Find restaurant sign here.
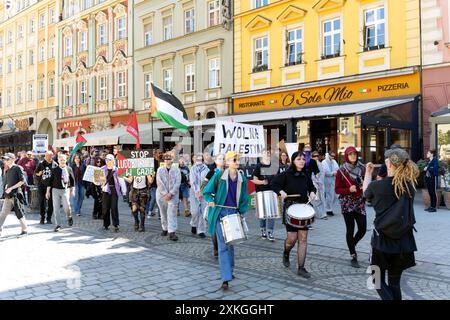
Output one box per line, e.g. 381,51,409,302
233,73,420,113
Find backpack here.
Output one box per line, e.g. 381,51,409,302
373,194,416,240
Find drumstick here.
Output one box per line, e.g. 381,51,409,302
285,194,301,198
216,204,238,209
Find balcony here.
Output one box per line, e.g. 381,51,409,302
252,64,268,73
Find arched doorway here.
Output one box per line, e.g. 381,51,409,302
38,118,54,145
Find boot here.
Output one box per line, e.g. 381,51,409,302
212,234,218,258
139,213,145,232
283,250,290,268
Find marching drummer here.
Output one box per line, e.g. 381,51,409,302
203,151,248,290
272,151,317,278
252,148,278,241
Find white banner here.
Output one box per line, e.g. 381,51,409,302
285,143,299,159
83,165,99,183
213,121,265,158
33,134,48,154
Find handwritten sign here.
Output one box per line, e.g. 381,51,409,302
82,165,97,183
94,169,106,185
213,121,265,158
117,150,155,177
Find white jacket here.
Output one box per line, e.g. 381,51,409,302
156,165,181,198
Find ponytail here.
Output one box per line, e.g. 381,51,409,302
392,160,420,199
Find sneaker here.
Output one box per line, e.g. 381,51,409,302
221,281,229,290
283,252,290,268
351,256,360,268
39,218,45,224
320,216,328,220
198,233,206,238
54,225,61,232
151,212,156,217
267,232,275,242
138,226,145,232
147,214,151,219
326,211,334,216
297,267,311,279
191,227,197,235
77,213,81,217
103,226,109,231
18,230,28,237
428,208,437,213
261,230,267,239
161,230,168,236
169,232,178,241
184,211,191,217
68,217,73,227
46,219,52,224
114,226,120,233
134,224,139,231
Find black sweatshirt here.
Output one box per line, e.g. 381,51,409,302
271,167,316,203
47,166,75,190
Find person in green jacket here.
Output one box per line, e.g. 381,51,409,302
203,151,248,290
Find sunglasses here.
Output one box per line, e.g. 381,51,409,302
230,157,239,163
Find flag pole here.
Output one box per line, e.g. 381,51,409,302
151,114,154,149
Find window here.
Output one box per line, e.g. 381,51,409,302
364,7,385,50
144,23,153,46
98,76,107,100
28,83,34,101
17,87,22,104
50,8,56,24
144,73,152,98
18,55,23,69
65,37,72,57
49,39,55,58
49,78,55,97
18,25,24,38
98,24,107,45
254,0,269,8
322,18,341,58
208,58,220,88
29,19,35,33
185,64,195,92
117,17,126,40
286,28,303,66
79,81,87,104
184,8,195,34
64,84,72,106
39,45,45,61
39,13,46,28
208,0,220,27
163,15,173,41
0,36,3,48
82,0,92,10
39,80,44,100
117,71,126,98
79,31,87,52
7,59,12,73
29,50,34,65
163,68,173,92
253,36,268,71
7,89,12,107
7,31,13,43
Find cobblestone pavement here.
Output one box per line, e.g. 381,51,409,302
0,194,449,300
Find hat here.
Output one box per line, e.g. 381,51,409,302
105,154,115,161
2,152,16,160
225,151,240,161
385,148,409,165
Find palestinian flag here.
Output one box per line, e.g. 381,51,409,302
69,132,87,163
150,83,189,133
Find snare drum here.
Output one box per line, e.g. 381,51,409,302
285,204,315,228
220,214,248,245
255,191,281,219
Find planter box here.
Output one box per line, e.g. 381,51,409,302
443,191,450,210
422,188,444,208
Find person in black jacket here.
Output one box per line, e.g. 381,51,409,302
363,147,418,300
35,151,58,224
46,154,75,232
91,157,105,219
70,153,87,217
271,151,317,278
424,149,439,212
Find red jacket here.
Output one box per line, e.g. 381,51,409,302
335,168,364,198
17,157,36,177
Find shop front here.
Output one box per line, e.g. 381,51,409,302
231,71,422,163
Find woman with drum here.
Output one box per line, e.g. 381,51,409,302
252,149,278,241
203,151,248,290
335,146,366,268
272,151,317,279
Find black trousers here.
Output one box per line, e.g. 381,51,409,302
343,211,367,256
92,187,103,219
371,249,405,300
102,192,119,228
38,184,53,220
425,176,437,208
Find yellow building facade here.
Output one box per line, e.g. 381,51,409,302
0,0,58,152
233,0,423,162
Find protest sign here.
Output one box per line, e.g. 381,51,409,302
82,165,98,183
93,169,106,185
213,121,265,158
33,134,48,153
117,150,155,177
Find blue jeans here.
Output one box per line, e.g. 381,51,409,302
146,187,159,215
180,184,190,199
216,208,236,282
71,182,85,215
259,218,275,233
